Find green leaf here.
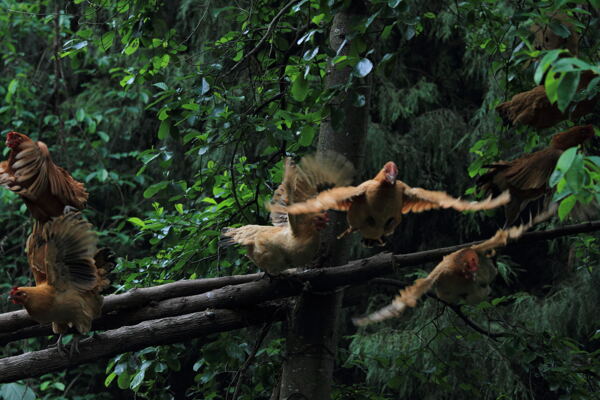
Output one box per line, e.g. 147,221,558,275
354,58,373,78
100,31,115,51
97,168,108,182
556,147,577,172
291,74,309,101
76,108,85,122
124,38,140,55
175,203,184,214
143,181,169,198
182,103,200,111
117,372,131,390
544,70,562,104
130,370,146,391
388,0,402,7
7,79,18,94
105,372,117,387
0,383,36,400
557,71,580,112
558,195,576,220
534,50,564,84
158,120,170,139
549,21,571,39
127,217,146,228
298,125,316,147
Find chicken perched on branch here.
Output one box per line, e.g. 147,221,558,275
10,212,113,356
271,161,509,247
496,71,597,129
0,131,88,222
477,125,594,226
352,208,555,326
220,152,354,275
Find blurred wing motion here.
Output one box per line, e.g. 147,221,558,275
477,125,594,226
352,206,556,327
12,212,112,339
220,151,354,274
496,71,597,129
400,182,510,214
276,161,509,245
0,132,88,222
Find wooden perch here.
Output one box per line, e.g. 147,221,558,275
0,301,289,383
1,220,598,345
0,272,261,334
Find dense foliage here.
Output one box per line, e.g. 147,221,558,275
0,0,598,399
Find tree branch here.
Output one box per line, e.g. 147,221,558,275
0,273,261,334
0,302,289,383
0,220,598,345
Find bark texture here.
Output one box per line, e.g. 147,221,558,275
279,2,371,398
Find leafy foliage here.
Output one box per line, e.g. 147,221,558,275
0,0,597,398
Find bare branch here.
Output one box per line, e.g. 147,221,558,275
0,302,289,383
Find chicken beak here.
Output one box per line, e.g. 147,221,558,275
385,174,396,185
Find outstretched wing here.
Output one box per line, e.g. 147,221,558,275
471,203,557,253
353,250,467,326
400,181,510,214
500,149,561,191
276,185,367,216
41,212,99,292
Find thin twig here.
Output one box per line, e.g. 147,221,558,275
227,0,298,75
228,321,273,400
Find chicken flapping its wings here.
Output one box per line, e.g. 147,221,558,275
353,205,555,327
37,212,100,292
0,132,88,211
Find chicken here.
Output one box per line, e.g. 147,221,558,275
496,71,597,129
270,161,510,247
10,212,112,356
220,151,354,274
531,12,579,55
352,207,555,326
0,131,88,222
477,125,594,226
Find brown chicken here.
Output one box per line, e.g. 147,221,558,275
531,12,579,55
0,131,88,222
352,207,555,326
10,212,112,355
220,151,354,274
496,71,597,129
477,125,594,226
271,161,510,247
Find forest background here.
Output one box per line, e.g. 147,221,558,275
0,0,599,399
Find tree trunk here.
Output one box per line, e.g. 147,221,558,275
278,2,371,398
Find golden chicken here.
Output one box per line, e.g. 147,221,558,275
10,212,112,355
0,131,88,222
477,125,594,226
352,208,555,326
271,161,510,247
496,71,597,129
220,151,354,274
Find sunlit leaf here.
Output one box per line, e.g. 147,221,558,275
354,58,373,78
